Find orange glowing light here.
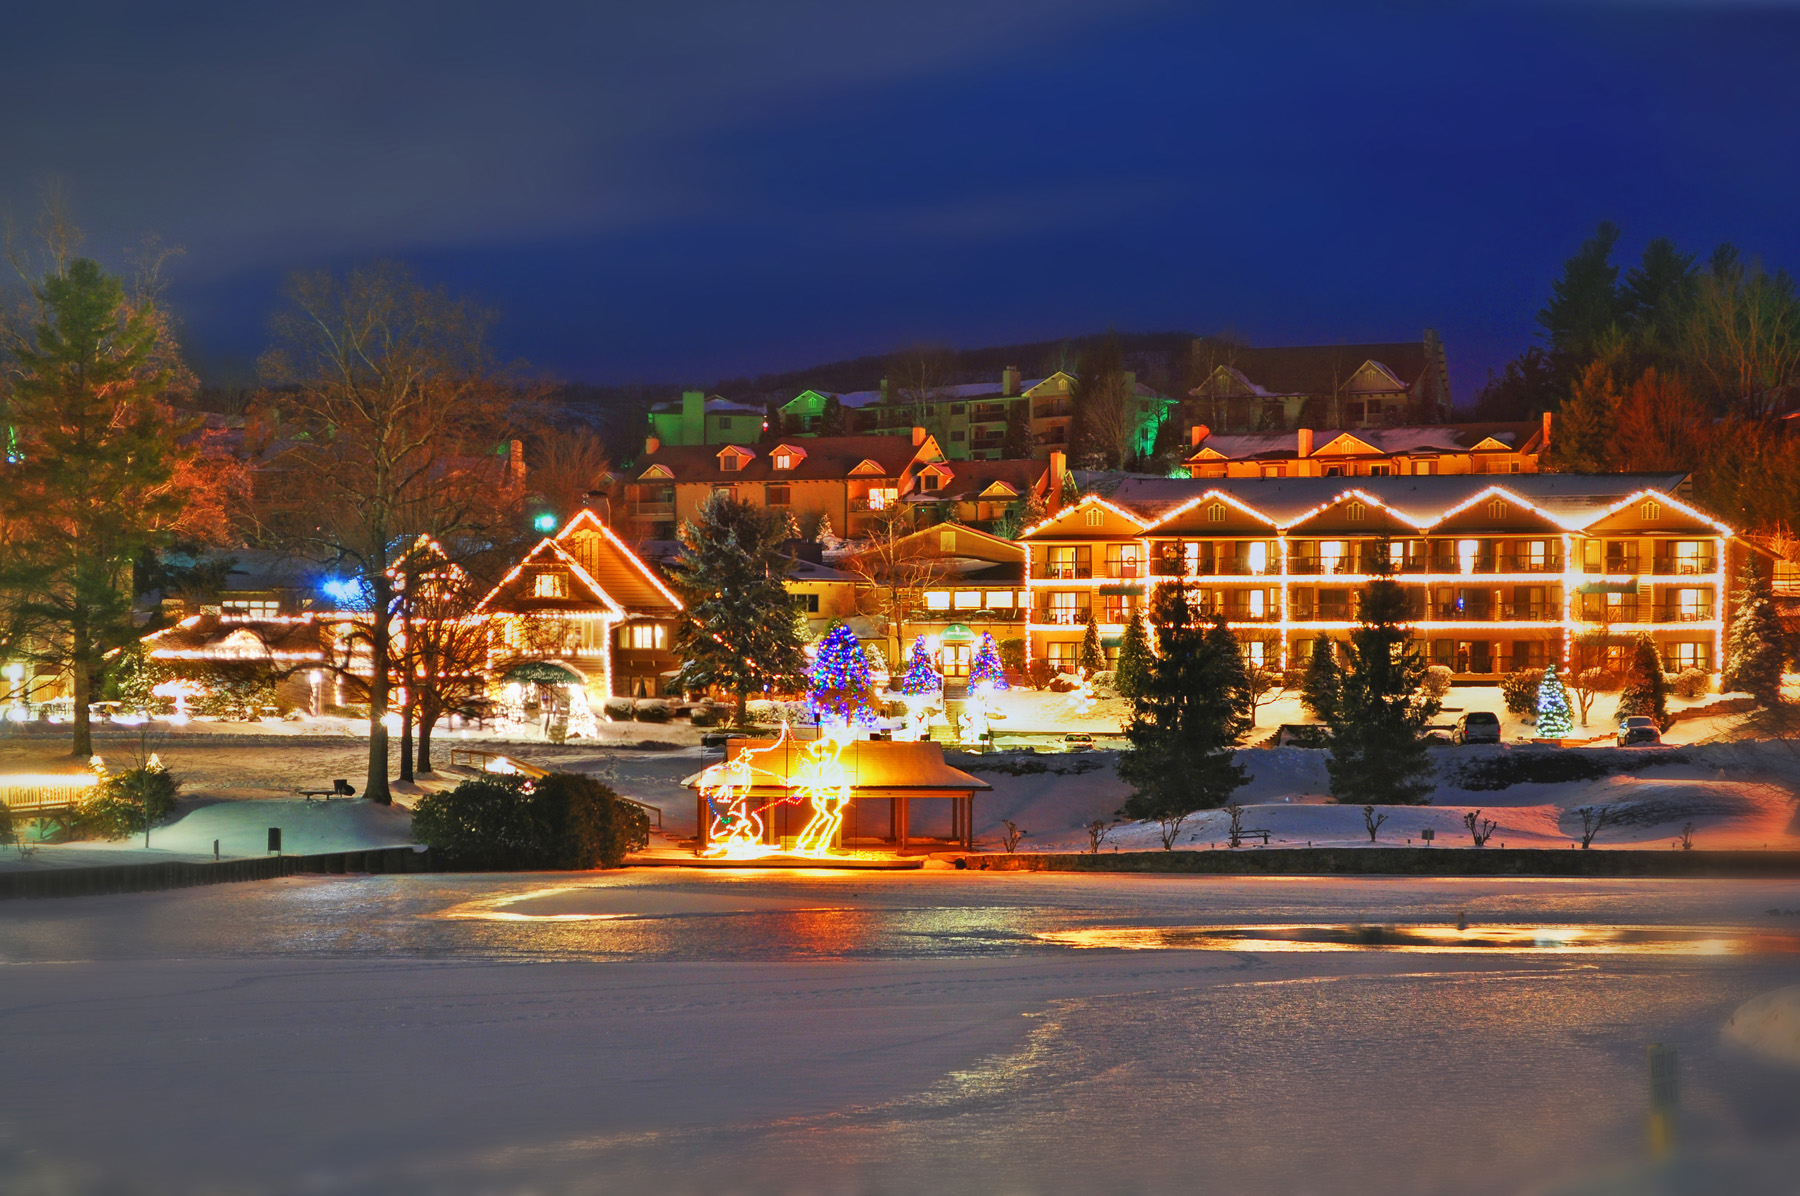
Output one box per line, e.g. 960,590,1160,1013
698,722,855,859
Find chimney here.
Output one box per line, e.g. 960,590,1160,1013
1049,450,1067,510
1123,371,1137,391
1189,423,1209,447
681,390,704,445
912,425,927,446
879,377,889,402
1297,428,1313,458
1540,410,1552,450
644,434,661,456
1001,366,1020,397
508,438,525,487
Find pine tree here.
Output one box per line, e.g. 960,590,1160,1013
1114,611,1152,699
1536,665,1574,739
807,621,877,730
666,491,809,726
1078,612,1104,673
1117,590,1250,848
1724,559,1785,705
1549,360,1620,472
900,635,941,696
2,259,212,758
1327,548,1439,804
820,395,846,436
1538,221,1625,360
1615,633,1668,724
1300,636,1341,723
969,632,1008,691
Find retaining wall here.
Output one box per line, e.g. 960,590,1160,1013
953,847,1800,878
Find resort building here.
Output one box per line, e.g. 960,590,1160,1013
1182,418,1550,480
646,391,766,447
1184,334,1454,435
1019,474,1746,682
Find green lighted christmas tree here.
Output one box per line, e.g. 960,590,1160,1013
1536,664,1573,739
970,632,1009,692
900,635,941,696
808,621,878,729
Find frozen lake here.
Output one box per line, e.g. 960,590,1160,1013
3,870,1800,1194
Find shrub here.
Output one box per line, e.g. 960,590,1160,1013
602,698,635,720
1670,668,1709,700
1499,669,1539,717
999,638,1027,674
1421,665,1453,700
1025,659,1055,690
688,706,722,727
194,668,278,720
0,801,12,847
77,763,180,840
1089,670,1118,699
1448,751,1612,791
634,700,672,723
1281,667,1309,692
412,772,649,869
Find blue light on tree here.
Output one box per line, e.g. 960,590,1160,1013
899,636,942,696
1536,665,1573,739
969,632,1008,693
807,621,878,731
320,577,364,607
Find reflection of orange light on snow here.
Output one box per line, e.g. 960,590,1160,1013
700,721,853,859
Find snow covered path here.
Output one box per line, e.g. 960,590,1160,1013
3,871,1800,1194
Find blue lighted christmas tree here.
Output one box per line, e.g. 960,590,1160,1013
900,635,941,696
970,632,1009,692
808,621,878,729
1536,664,1573,739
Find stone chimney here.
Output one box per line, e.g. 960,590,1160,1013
681,390,704,445
1049,450,1067,510
644,434,661,456
1540,410,1552,450
1297,428,1314,458
912,425,928,446
1001,366,1020,397
508,439,525,487
1189,423,1209,447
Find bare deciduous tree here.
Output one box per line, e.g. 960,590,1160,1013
1463,809,1497,847
1363,805,1388,843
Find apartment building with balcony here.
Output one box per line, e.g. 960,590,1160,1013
1182,418,1550,480
626,431,947,541
1019,474,1750,682
646,390,766,447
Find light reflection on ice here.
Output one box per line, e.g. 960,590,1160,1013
1035,923,1800,954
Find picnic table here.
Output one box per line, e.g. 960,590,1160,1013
298,779,356,803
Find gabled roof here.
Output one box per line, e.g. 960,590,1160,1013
1187,339,1436,398
909,458,1049,504
648,394,762,415
1017,494,1148,540
1183,422,1543,464
687,738,991,793
635,435,935,483
553,509,685,612
476,538,625,615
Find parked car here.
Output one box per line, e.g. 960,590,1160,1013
1617,716,1661,747
1062,733,1096,751
1451,711,1501,745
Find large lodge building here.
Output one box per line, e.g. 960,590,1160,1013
1020,474,1743,683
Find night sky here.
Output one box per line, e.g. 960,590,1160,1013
7,2,1799,399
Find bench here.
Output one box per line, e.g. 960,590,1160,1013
298,779,356,803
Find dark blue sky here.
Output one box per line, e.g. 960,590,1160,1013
7,1,1798,399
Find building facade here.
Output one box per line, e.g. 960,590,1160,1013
1183,418,1550,480
1019,474,1743,682
647,391,766,447
1184,334,1454,436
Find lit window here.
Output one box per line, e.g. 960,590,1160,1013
1248,542,1268,574
867,487,898,510
774,452,794,470
1247,640,1265,667
925,591,951,611
954,591,980,610
621,624,666,650
1249,590,1265,618
533,573,566,599
984,591,1014,608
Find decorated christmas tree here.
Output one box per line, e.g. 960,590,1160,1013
970,632,1009,692
1536,665,1573,739
900,635,942,696
807,621,878,729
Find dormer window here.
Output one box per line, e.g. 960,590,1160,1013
771,444,806,470
720,456,740,472
920,474,942,492
716,446,753,473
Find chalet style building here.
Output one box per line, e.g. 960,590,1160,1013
1183,417,1551,479
1020,474,1743,682
1185,335,1454,435
475,509,685,698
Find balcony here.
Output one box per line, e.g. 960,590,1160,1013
1039,607,1093,625
1041,563,1092,580
629,502,675,519
971,405,1009,422
1220,608,1281,623
1431,603,1555,621
1655,605,1717,623
1032,401,1074,419
1653,558,1718,576
1494,555,1563,573
1103,562,1144,580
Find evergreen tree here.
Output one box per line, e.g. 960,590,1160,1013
1536,665,1574,738
666,491,809,725
760,400,784,442
899,635,942,696
1538,221,1625,360
969,632,1008,692
1621,237,1698,353
820,395,846,436
1113,611,1152,699
2,259,213,758
1117,591,1250,849
1724,559,1785,705
1078,612,1104,673
1001,400,1032,459
1300,636,1341,723
1327,548,1439,804
807,621,878,730
1549,360,1620,472
1070,334,1128,469
1615,634,1668,724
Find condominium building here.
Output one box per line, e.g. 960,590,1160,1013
1019,474,1746,681
1182,418,1550,479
